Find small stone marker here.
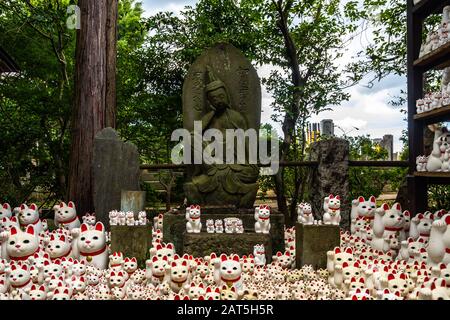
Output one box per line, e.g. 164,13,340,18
120,190,146,213
92,127,141,230
295,223,340,269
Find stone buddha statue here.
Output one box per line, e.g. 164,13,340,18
184,66,259,208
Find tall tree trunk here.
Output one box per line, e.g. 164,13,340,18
67,0,117,215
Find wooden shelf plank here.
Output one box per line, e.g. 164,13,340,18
414,171,450,178
414,41,450,71
412,0,450,19
414,103,450,122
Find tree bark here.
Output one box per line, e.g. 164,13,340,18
67,0,117,215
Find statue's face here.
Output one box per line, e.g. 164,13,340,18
207,88,228,110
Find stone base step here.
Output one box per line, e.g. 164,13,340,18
183,232,272,263
163,212,284,256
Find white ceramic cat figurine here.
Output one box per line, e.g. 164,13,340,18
1,225,39,262
212,254,243,292
416,155,428,172
426,125,450,172
54,201,80,230
206,219,215,233
253,244,266,266
351,196,376,234
45,233,72,261
125,212,135,226
297,202,314,225
18,204,42,234
186,205,202,233
323,195,341,226
371,203,404,252
71,222,108,269
254,205,271,234
214,220,223,233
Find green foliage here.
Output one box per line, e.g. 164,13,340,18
347,135,407,200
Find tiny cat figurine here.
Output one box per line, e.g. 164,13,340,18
125,212,135,226
18,204,42,234
235,220,244,234
71,222,108,269
253,244,266,266
323,195,341,226
109,210,118,226
416,155,428,172
54,201,80,231
224,219,235,234
82,213,96,226
137,211,147,225
297,202,314,225
186,205,202,233
206,219,215,233
214,220,224,233
254,205,271,234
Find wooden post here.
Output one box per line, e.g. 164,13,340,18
67,0,118,214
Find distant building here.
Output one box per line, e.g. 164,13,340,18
320,119,335,137
372,134,394,160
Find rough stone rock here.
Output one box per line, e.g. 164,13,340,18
309,138,350,230
110,225,152,268
163,209,284,256
93,128,141,230
183,233,272,262
295,223,340,269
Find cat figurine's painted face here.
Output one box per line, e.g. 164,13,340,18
46,234,71,259
43,259,63,278
0,203,12,219
219,254,242,281
257,205,271,219
381,203,404,229
6,225,39,259
18,203,39,226
8,263,31,288
54,202,77,222
78,222,106,253
29,285,47,300
328,195,341,210
124,257,138,274
356,196,376,217
188,205,201,219
253,244,265,256
82,213,96,226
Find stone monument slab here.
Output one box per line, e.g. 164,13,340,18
295,223,340,269
93,128,141,230
110,225,152,268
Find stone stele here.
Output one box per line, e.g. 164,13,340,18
182,43,262,209
93,127,141,230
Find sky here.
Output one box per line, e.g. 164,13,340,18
141,0,407,153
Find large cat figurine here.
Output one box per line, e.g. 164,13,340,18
18,204,42,235
71,222,108,269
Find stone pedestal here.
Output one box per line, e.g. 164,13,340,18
93,128,141,230
163,207,284,256
309,138,350,230
110,225,152,268
183,233,272,262
295,223,340,269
